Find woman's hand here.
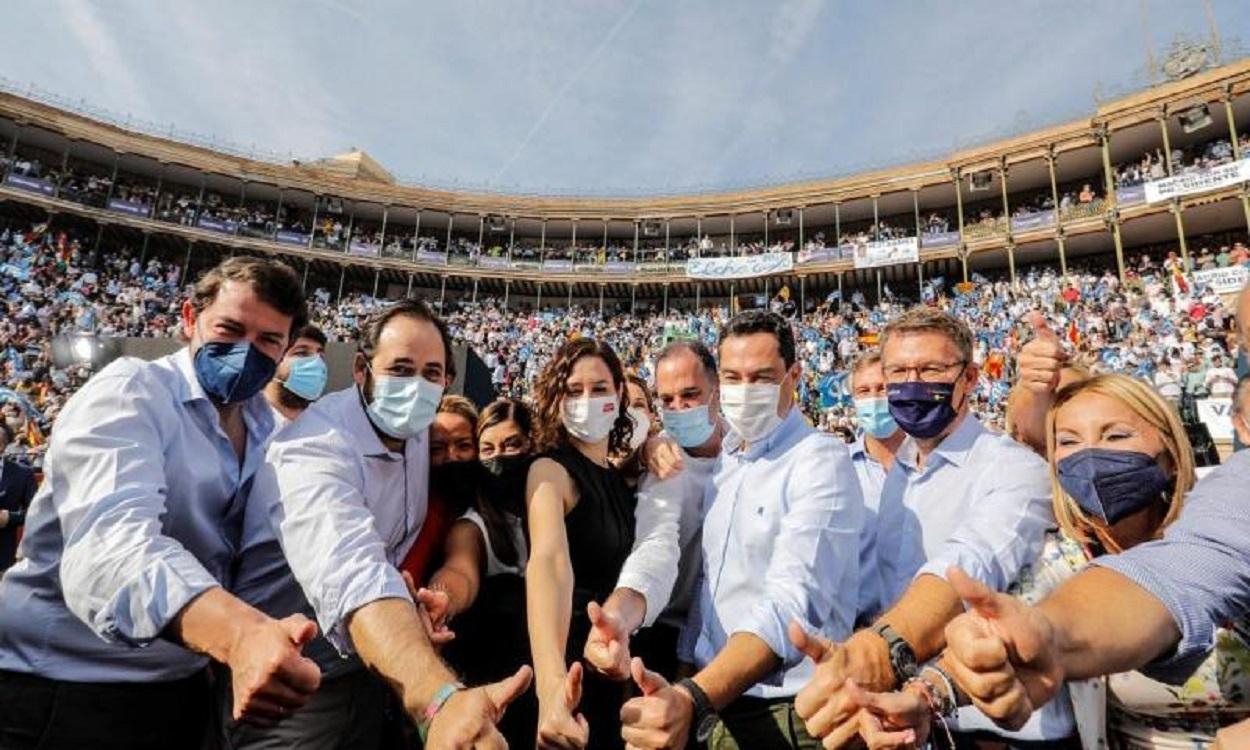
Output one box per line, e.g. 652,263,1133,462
537,662,590,749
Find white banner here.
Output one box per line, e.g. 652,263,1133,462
1192,266,1249,295
1196,398,1234,442
685,251,793,280
852,236,920,270
1144,157,1250,204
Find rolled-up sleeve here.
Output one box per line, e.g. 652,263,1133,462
56,369,219,646
258,435,411,654
917,449,1051,592
615,472,685,628
1094,455,1250,683
735,441,863,673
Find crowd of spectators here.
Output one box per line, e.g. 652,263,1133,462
1,216,1245,471
1115,132,1250,188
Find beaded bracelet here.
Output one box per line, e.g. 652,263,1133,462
904,673,956,749
418,680,466,743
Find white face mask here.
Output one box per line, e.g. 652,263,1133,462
719,382,784,443
627,406,651,452
562,395,618,444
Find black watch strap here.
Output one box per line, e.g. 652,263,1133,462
873,623,919,684
677,677,717,741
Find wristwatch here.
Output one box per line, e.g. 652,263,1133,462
873,623,919,685
677,677,718,742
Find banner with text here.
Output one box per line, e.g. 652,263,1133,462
1196,398,1234,442
347,241,380,257
852,236,920,270
416,249,448,265
106,198,150,217
1145,158,1250,204
1192,265,1249,294
4,173,55,196
477,256,511,269
275,230,309,246
920,230,960,248
686,251,793,280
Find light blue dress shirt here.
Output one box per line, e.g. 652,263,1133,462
0,348,274,682
1096,448,1250,683
233,386,426,675
849,434,888,623
692,408,864,699
873,414,1056,738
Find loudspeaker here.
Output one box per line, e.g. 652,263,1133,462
1179,103,1212,134
773,209,793,225
642,221,661,237
969,171,993,192
488,215,507,232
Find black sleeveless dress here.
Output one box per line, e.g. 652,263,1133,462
544,446,636,750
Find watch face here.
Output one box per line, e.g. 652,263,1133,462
696,713,719,742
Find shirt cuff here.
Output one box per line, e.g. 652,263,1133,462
1092,555,1213,683
614,570,668,629
917,549,999,593
737,602,801,686
318,566,413,655
93,553,220,646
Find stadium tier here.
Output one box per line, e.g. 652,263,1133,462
0,60,1248,312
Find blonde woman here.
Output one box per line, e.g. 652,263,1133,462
856,374,1250,749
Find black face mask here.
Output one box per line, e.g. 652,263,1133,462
479,453,533,515
430,460,481,500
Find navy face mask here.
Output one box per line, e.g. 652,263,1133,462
193,340,278,404
1056,448,1171,525
886,380,960,439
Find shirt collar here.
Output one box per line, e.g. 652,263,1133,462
171,345,276,448
171,346,207,405
730,406,803,460
849,433,870,461
898,413,984,471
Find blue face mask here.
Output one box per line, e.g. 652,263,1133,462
1056,448,1171,525
282,355,327,402
661,403,716,448
363,371,444,440
193,338,277,405
886,380,961,440
854,397,898,439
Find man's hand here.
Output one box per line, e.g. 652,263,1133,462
845,679,930,750
790,622,895,748
942,568,1063,731
619,657,693,750
537,662,590,749
228,614,322,725
583,601,632,680
425,666,533,749
641,435,684,480
1017,311,1067,394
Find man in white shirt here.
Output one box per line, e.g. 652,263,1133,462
0,257,321,748
1204,354,1238,398
583,340,724,682
262,324,327,425
618,311,863,749
228,299,529,749
790,307,1054,747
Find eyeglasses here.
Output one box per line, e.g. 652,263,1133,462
883,360,967,383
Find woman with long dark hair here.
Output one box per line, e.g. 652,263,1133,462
527,338,637,750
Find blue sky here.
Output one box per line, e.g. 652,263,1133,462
2,0,1247,195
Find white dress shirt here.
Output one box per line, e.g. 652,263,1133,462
233,386,426,673
615,438,716,630
873,414,1057,738
0,348,275,681
849,434,888,623
692,408,864,699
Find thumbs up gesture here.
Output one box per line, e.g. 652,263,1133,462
1017,311,1068,395
425,666,534,749
537,663,589,749
942,567,1063,731
619,657,695,749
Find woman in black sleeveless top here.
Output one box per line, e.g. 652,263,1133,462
527,337,637,750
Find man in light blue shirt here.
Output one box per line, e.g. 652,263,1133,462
791,307,1054,747
0,257,322,749
619,310,863,749
846,352,904,625
226,299,530,749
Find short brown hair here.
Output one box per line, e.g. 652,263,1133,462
849,352,882,389
880,308,973,363
358,299,454,378
192,257,308,335
293,324,327,348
